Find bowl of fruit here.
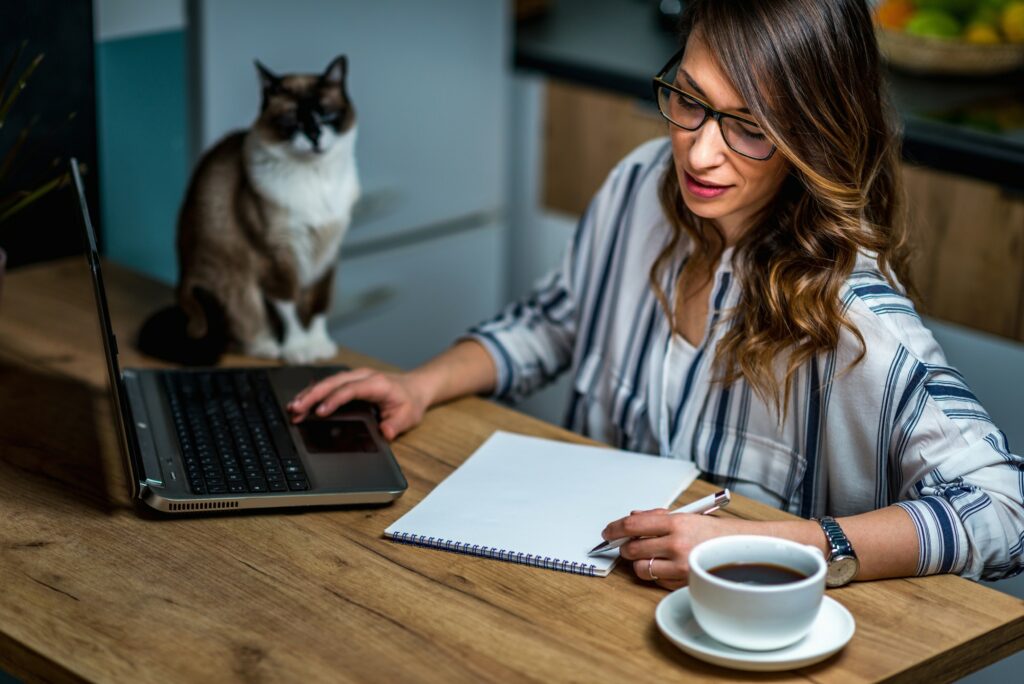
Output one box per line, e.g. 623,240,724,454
874,0,1024,75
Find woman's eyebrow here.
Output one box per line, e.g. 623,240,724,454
680,68,752,115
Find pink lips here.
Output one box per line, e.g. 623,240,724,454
684,171,731,199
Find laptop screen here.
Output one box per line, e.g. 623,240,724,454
69,158,142,498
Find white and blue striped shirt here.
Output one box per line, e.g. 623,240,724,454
469,138,1024,581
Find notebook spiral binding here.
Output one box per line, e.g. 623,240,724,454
388,531,600,577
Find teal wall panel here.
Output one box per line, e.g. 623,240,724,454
96,30,188,284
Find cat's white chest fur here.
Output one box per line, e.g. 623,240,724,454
244,127,359,287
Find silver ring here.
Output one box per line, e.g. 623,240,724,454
648,556,659,581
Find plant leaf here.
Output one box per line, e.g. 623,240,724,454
0,190,29,215
0,171,67,225
0,40,27,110
0,53,44,131
0,119,36,184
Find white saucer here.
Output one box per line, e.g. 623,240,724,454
655,588,855,672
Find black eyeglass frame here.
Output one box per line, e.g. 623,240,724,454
651,48,777,161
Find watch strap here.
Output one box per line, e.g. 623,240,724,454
818,515,855,561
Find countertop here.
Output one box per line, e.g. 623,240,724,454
516,0,1024,192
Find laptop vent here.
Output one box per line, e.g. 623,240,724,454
168,500,240,512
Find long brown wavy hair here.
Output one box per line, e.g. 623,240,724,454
652,0,915,413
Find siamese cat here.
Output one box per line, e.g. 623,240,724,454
140,55,358,365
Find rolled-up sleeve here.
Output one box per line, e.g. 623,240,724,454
460,160,625,402
465,263,579,400
892,365,1024,581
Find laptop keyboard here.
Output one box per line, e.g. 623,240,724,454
163,370,309,495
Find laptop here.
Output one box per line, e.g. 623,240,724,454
70,159,408,513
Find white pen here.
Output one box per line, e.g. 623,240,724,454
587,489,731,555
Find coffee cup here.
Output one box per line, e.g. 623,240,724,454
688,535,826,651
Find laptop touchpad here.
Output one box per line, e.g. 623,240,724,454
299,420,379,454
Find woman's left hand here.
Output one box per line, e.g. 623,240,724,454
602,510,745,590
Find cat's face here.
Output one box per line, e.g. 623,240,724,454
253,55,355,157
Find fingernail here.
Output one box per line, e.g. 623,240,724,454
317,405,328,415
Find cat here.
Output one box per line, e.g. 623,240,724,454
139,54,358,366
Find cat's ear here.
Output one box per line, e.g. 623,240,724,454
322,55,348,84
254,60,281,92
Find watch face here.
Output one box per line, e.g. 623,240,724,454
826,555,859,587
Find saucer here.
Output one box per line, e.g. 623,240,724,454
655,588,855,672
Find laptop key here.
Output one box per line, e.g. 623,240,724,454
166,369,316,501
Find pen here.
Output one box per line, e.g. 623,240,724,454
587,489,731,555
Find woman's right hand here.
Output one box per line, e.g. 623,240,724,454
286,368,431,441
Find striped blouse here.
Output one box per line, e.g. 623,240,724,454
468,138,1024,582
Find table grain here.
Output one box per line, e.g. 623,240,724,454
1,259,1022,683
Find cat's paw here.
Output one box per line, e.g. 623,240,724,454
244,335,282,359
280,334,337,365
306,330,338,361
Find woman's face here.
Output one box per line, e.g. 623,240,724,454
669,32,790,244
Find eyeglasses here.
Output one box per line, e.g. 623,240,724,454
651,49,777,161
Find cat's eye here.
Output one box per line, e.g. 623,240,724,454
274,112,297,131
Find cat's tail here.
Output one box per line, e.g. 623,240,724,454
136,287,228,366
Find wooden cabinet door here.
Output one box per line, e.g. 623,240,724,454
543,80,666,215
904,165,1024,342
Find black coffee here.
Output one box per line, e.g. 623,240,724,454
708,562,807,585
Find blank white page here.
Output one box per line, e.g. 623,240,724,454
384,431,699,577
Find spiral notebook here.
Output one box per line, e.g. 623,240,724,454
384,431,699,577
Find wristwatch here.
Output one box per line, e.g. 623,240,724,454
816,516,859,587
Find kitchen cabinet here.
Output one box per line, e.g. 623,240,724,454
904,165,1024,341
543,80,666,215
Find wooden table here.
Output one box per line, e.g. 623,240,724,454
1,258,1022,683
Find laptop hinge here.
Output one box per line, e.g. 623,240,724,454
122,370,163,487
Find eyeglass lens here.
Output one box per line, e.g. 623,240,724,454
655,62,773,160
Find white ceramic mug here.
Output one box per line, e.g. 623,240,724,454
688,535,827,651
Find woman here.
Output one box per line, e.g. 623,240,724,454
288,0,1024,589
